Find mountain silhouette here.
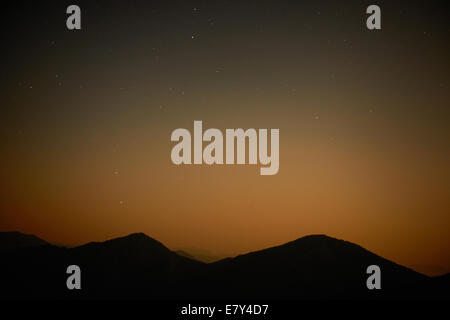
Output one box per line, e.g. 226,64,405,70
0,232,447,299
0,231,48,251
69,233,204,299
203,235,432,299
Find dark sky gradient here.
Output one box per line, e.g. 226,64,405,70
1,0,449,276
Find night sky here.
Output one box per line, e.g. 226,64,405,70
1,0,449,276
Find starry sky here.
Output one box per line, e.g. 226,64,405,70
1,0,449,276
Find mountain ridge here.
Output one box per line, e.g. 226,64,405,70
0,231,49,251
0,231,447,299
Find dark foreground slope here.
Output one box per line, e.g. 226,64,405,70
0,232,447,299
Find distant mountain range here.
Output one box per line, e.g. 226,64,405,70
175,248,223,263
0,231,447,299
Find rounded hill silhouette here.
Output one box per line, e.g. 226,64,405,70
0,232,447,299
